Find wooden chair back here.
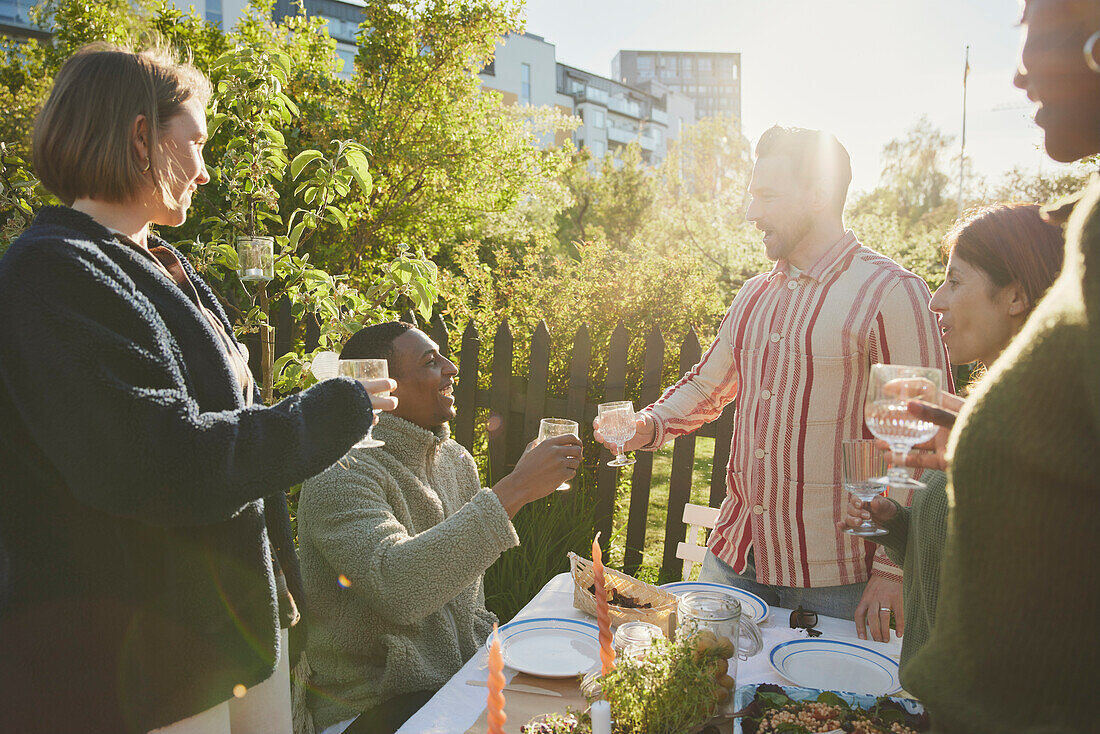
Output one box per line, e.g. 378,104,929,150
676,503,721,580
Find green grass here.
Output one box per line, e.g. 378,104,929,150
608,437,716,584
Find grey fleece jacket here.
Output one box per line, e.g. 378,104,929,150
298,414,520,729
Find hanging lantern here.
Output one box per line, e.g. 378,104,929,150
236,236,274,282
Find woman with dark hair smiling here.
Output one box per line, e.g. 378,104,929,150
893,1,1100,731
840,202,1063,676
0,44,394,734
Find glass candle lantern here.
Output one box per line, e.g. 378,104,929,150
236,236,274,282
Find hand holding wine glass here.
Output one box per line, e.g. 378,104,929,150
593,411,652,453
880,393,964,472
840,439,891,536
597,401,638,467
839,492,898,535
339,358,393,448
863,364,943,489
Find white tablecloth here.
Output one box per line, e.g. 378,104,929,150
396,572,902,734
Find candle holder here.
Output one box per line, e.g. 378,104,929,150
236,236,274,282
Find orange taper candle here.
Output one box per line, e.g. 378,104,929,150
592,532,616,676
487,623,506,734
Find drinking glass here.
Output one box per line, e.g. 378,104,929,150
597,401,637,467
842,439,890,537
863,363,943,489
537,418,579,491
339,358,390,448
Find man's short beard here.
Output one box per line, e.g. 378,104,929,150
766,212,815,262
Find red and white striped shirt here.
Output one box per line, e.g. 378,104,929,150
644,231,951,588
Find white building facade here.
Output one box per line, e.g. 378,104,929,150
479,32,696,165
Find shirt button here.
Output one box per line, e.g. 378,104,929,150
754,448,766,459
787,280,798,290
770,333,781,343
752,505,765,515
761,389,772,400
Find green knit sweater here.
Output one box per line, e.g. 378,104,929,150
873,470,948,676
297,415,520,730
906,177,1100,733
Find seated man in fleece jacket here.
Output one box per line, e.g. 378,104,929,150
297,321,581,734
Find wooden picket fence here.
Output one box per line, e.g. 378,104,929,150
395,311,735,582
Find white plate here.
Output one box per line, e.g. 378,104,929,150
496,617,601,679
769,638,901,695
658,581,770,623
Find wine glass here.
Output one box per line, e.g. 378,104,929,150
841,439,890,537
597,401,637,467
863,363,943,489
339,358,390,449
537,418,579,491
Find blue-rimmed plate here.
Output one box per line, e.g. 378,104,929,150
769,638,902,695
658,581,770,623
495,617,601,678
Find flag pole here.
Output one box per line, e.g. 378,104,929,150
958,45,969,212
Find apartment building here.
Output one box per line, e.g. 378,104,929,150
0,0,365,76
0,0,49,40
479,32,695,165
614,50,741,125
477,32,575,149
272,0,364,74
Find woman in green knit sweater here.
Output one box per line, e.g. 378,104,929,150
839,204,1063,673
878,2,1100,730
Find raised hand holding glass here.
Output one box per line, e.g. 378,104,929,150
863,364,943,489
339,358,390,448
537,418,579,490
597,401,637,467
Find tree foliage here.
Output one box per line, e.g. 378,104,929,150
311,0,575,274
850,116,960,234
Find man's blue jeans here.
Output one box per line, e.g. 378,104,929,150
699,549,865,621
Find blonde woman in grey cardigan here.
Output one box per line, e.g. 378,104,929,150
296,323,582,734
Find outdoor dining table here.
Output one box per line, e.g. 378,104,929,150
395,571,903,734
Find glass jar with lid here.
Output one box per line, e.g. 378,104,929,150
612,621,664,658
676,591,763,714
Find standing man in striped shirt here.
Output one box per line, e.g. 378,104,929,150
596,125,950,642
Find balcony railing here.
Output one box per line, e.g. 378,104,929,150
608,96,642,119
569,83,610,107
651,108,668,125
606,126,635,145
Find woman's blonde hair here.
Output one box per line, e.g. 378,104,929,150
33,43,211,207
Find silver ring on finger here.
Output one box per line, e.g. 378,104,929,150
879,607,891,613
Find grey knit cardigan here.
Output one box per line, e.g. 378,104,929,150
298,414,520,730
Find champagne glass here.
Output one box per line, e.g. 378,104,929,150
597,401,637,467
537,418,579,491
842,439,890,537
863,363,943,489
339,358,390,449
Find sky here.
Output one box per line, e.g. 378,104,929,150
521,0,1078,197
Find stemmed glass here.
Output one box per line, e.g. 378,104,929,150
841,439,890,537
863,363,943,490
339,358,390,448
537,418,579,491
597,401,637,467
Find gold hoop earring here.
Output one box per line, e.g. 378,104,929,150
140,159,151,174
1086,30,1100,74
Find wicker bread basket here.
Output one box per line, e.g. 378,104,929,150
568,552,679,636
